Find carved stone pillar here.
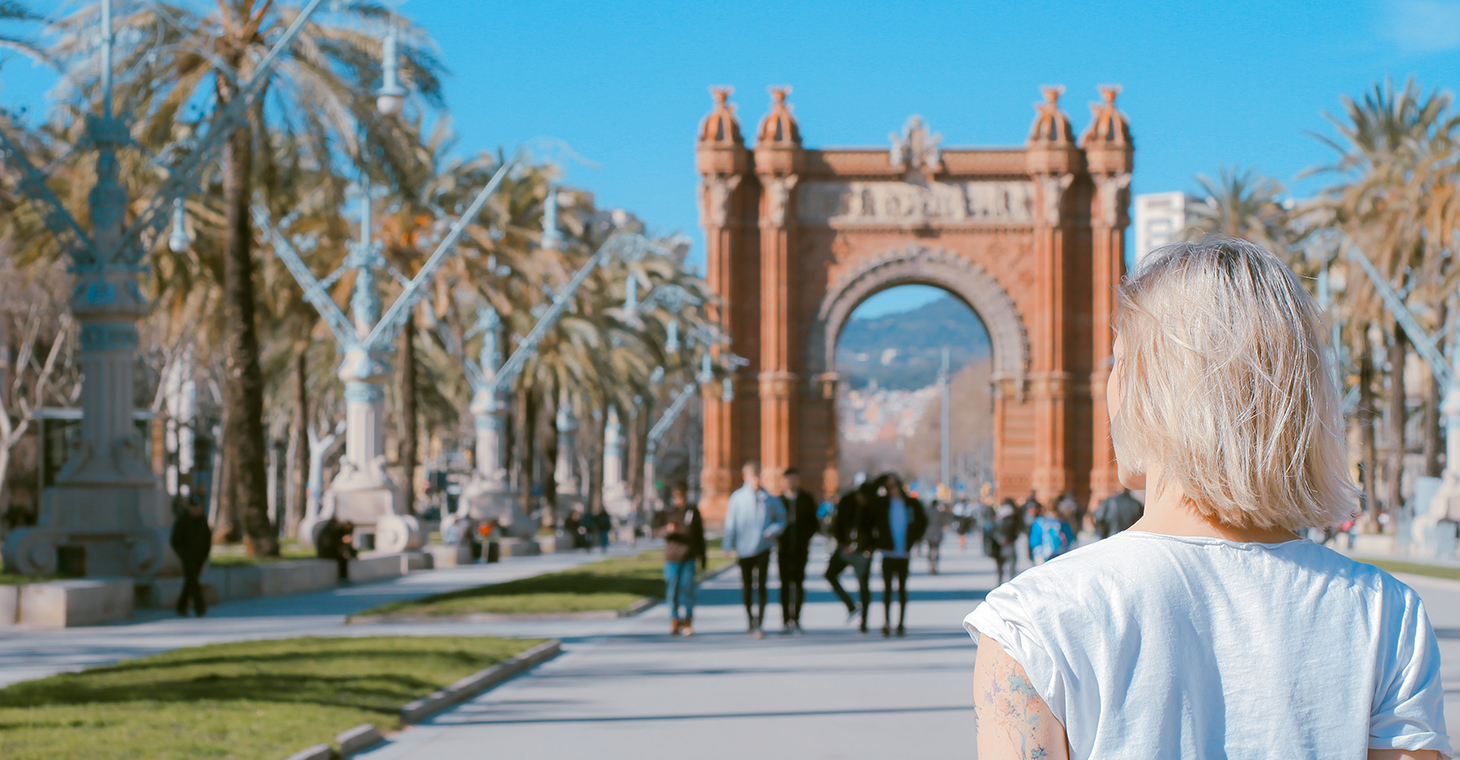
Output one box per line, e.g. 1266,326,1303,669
695,87,749,525
1025,86,1084,505
754,87,804,494
1084,87,1134,508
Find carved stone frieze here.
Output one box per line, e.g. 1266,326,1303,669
697,174,742,229
797,179,1036,226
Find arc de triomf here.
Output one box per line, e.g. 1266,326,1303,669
694,85,1133,524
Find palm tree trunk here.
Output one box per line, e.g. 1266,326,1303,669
397,315,417,515
517,389,537,525
541,389,558,518
1423,303,1445,477
218,73,277,557
1359,338,1378,516
587,403,606,515
287,345,309,538
1388,330,1407,516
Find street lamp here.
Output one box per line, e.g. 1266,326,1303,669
0,0,328,577
375,15,407,116
168,198,190,253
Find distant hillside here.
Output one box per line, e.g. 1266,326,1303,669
835,295,991,390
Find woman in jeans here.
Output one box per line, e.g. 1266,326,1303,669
659,482,705,636
966,237,1450,759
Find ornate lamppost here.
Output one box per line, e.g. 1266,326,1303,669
0,0,328,576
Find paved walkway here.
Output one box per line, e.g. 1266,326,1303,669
0,546,631,687
359,540,1460,760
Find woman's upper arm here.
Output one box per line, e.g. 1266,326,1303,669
973,632,1070,760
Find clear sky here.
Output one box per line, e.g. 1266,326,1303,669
4,0,1460,316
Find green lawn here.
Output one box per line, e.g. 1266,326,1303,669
0,573,61,585
206,542,318,566
355,549,731,619
1356,557,1460,582
0,636,542,760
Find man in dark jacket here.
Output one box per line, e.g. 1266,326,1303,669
825,482,876,632
170,494,212,617
776,467,819,634
317,517,357,581
1094,488,1144,539
869,474,928,637
659,482,706,636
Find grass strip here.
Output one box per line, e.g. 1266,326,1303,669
0,635,542,760
206,543,319,566
1356,557,1460,582
357,549,731,619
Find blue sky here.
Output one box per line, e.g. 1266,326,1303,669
5,0,1460,317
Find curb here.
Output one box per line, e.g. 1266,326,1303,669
619,596,659,617
277,640,562,759
349,610,619,624
399,639,562,724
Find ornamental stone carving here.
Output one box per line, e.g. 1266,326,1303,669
889,115,942,173
697,174,742,229
1092,172,1132,228
1035,174,1075,226
761,175,799,227
797,179,1036,226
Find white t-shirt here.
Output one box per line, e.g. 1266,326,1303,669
965,531,1451,759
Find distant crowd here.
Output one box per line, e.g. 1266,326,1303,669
652,461,1146,638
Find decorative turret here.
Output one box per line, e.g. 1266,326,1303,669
1082,85,1134,177
698,86,744,148
755,86,801,149
1028,85,1075,147
1025,85,1084,222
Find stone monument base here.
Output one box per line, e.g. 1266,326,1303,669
3,484,169,577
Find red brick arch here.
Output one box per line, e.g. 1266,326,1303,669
694,85,1133,524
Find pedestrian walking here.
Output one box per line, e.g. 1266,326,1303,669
722,461,786,638
316,517,357,581
966,238,1450,758
1029,500,1075,565
825,482,875,632
1054,490,1082,535
990,498,1022,584
953,498,972,552
658,482,705,636
1019,491,1042,562
169,494,211,617
870,473,927,637
923,500,949,574
1092,487,1143,539
777,468,818,634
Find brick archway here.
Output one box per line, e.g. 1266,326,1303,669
808,245,1029,384
694,85,1133,524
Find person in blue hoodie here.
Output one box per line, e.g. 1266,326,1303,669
722,461,787,638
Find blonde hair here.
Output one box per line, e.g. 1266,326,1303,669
1110,236,1357,530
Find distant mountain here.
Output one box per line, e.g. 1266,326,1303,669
835,295,991,390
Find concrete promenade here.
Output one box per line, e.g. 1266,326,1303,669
0,547,628,687
361,540,1460,760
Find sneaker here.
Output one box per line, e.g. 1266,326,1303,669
881,624,892,638
859,621,869,634
781,623,795,635
793,621,804,635
845,605,861,625
751,627,765,639
671,618,682,635
896,625,905,637
681,624,694,637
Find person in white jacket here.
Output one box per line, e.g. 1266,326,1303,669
722,461,786,638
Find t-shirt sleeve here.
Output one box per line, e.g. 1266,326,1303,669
1369,588,1452,759
964,589,1071,729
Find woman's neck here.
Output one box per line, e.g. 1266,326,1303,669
1128,463,1298,544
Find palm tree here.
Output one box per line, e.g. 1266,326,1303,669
1311,77,1452,519
1187,165,1296,259
46,1,442,555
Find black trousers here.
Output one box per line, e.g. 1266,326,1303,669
881,556,910,628
738,551,771,626
778,551,809,625
176,561,207,615
825,549,872,625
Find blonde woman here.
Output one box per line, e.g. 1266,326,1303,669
965,238,1449,759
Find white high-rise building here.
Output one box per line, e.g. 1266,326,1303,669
1134,192,1190,263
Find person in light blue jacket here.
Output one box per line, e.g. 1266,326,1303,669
722,461,787,638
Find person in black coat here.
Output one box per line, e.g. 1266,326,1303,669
869,473,928,637
776,468,819,634
825,481,876,632
169,494,212,617
316,517,358,581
